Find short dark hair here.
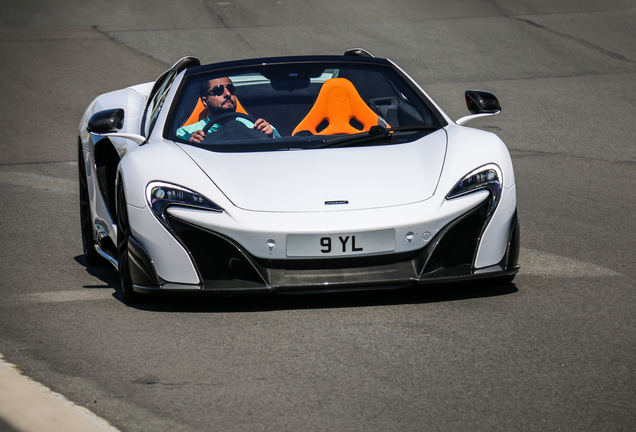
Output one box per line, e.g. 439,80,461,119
199,79,212,98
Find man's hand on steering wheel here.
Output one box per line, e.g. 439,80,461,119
189,130,206,143
192,112,274,142
253,118,274,137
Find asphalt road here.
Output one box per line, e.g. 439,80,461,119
1,1,635,431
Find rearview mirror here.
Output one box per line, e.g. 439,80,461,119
271,78,311,92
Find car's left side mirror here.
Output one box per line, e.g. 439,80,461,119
456,90,501,126
87,108,124,133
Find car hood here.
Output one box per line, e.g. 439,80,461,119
177,129,447,212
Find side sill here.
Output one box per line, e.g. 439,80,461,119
94,237,164,288
94,243,118,270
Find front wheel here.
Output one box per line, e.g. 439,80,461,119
117,183,142,304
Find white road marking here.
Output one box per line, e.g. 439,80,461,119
0,169,76,195
26,290,115,303
13,250,622,306
518,248,621,277
0,355,121,432
0,167,619,281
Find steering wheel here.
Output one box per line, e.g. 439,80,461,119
201,111,258,134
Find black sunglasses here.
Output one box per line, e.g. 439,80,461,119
207,84,236,97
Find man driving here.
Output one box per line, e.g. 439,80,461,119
176,77,280,143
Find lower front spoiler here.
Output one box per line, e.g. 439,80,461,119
132,264,520,296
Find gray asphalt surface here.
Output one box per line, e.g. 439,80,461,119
1,1,635,431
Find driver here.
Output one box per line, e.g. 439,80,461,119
176,77,280,143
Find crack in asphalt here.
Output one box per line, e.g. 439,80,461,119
513,17,635,63
202,0,257,54
509,148,636,165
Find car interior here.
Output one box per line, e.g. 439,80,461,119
170,64,437,143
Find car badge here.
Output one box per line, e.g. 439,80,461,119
325,200,349,205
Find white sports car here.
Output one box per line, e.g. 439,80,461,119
79,49,520,303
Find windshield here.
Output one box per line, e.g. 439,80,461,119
167,62,443,152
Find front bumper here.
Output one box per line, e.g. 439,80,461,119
129,199,520,295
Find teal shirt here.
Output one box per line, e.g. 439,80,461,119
176,117,280,140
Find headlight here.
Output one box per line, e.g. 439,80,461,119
146,181,223,228
446,165,502,216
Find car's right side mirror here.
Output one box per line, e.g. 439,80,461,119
456,90,501,126
466,90,500,114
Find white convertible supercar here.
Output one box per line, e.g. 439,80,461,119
78,49,520,303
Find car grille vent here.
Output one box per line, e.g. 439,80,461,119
422,200,488,276
96,165,110,208
93,140,119,217
167,216,266,286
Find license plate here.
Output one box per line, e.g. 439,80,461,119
287,229,395,257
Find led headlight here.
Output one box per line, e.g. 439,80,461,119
446,165,502,216
146,181,223,228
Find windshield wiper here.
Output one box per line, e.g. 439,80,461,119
318,124,438,149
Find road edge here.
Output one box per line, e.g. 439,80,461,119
0,354,120,432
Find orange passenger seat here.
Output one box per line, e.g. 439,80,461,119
292,78,386,136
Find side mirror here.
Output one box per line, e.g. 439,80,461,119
456,90,501,126
87,108,124,133
87,108,147,145
465,90,500,114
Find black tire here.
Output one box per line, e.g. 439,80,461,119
116,183,142,304
78,142,104,266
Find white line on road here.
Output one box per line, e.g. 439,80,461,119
0,355,120,432
0,170,75,195
518,248,621,277
9,247,622,307
26,290,115,303
0,165,620,282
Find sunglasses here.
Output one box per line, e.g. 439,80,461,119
207,84,236,97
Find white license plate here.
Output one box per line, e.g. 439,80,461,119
287,229,395,257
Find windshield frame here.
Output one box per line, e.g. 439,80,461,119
163,55,447,152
